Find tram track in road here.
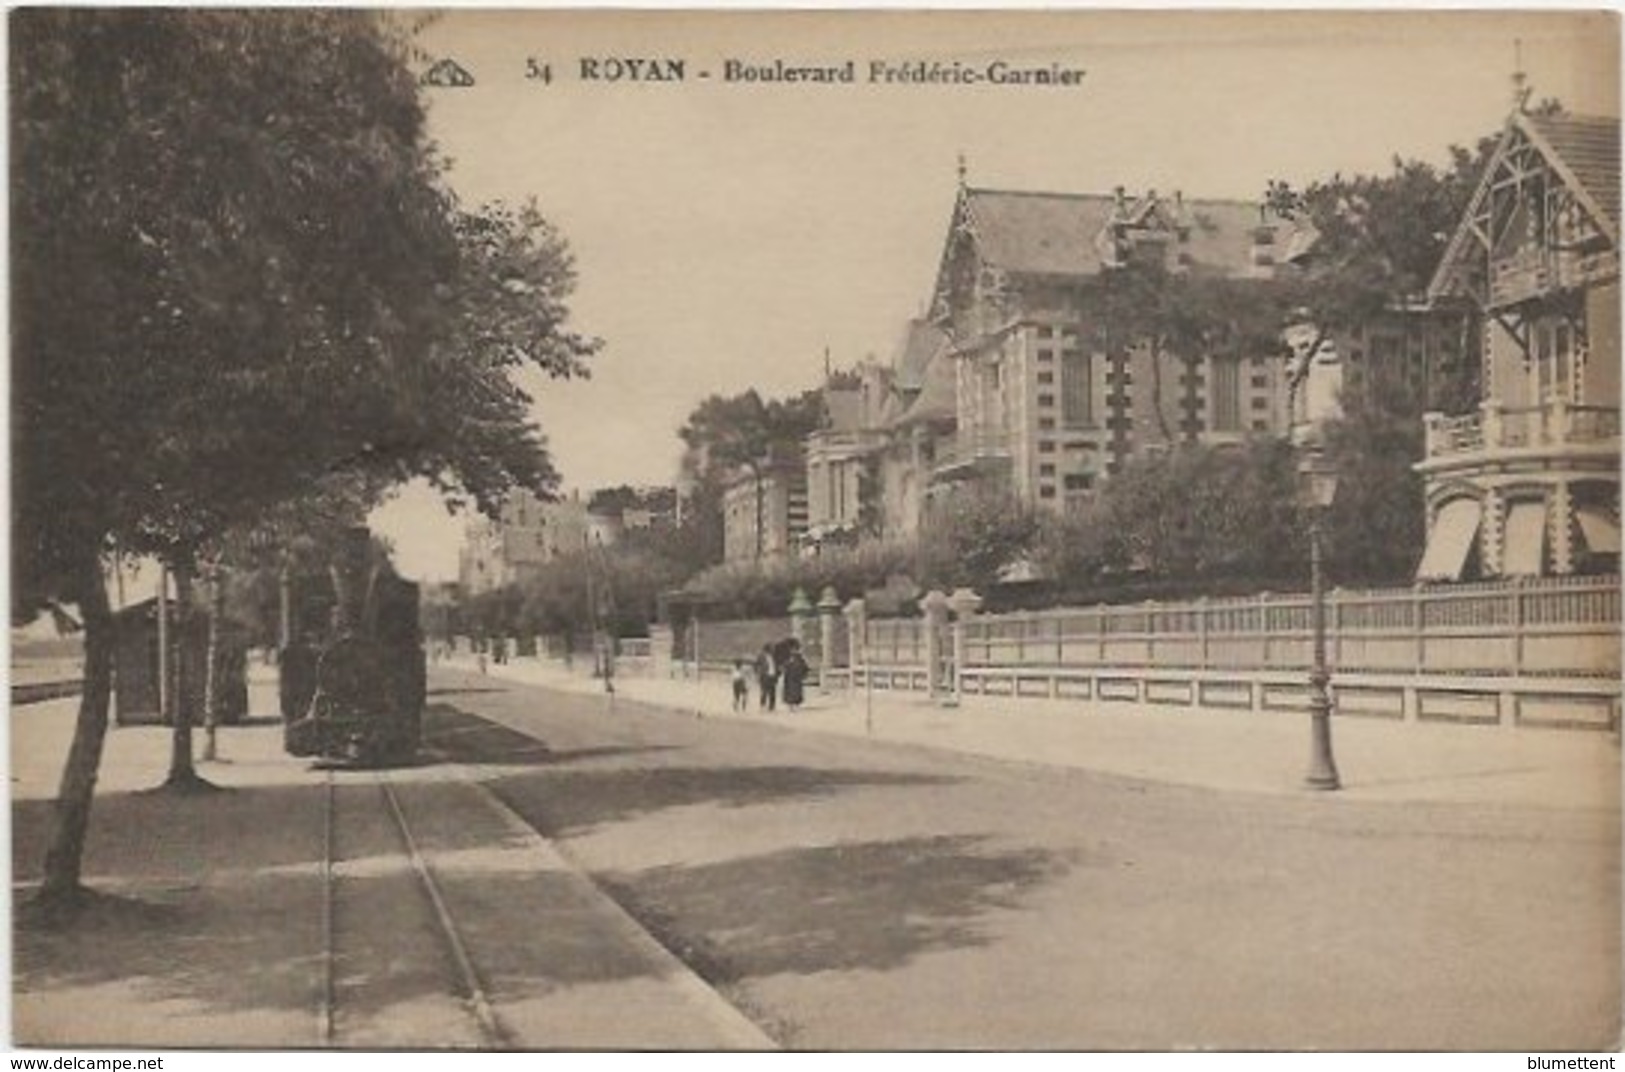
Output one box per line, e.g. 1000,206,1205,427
318,766,511,1050
376,771,512,1047
315,742,774,1050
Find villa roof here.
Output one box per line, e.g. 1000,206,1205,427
891,318,948,392
959,188,1266,279
889,336,957,429
1524,112,1620,231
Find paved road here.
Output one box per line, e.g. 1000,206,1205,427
11,700,771,1050
426,668,1621,1051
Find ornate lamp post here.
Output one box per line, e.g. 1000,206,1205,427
1298,445,1341,791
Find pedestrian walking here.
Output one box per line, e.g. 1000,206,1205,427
755,644,778,711
730,659,751,711
781,643,808,712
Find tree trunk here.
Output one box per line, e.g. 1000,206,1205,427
752,465,765,559
163,563,215,792
37,547,115,910
278,564,293,648
156,563,170,725
202,563,224,762
1148,338,1176,445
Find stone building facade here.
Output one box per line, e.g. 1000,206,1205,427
721,462,809,563
457,490,595,595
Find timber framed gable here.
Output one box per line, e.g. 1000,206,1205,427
1431,112,1619,316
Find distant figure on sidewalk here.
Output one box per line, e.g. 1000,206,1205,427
755,644,778,711
730,659,751,711
781,643,808,712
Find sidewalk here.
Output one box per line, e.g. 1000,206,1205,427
449,656,1621,811
11,674,772,1049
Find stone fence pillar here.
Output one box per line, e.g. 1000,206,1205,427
947,587,984,707
920,589,950,703
817,586,841,693
844,598,867,691
788,587,813,649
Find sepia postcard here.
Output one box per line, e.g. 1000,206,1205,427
8,7,1622,1056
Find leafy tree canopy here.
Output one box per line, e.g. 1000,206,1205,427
588,484,677,517
13,9,598,609
678,387,826,481
11,8,596,905
918,483,1041,592
1259,102,1559,338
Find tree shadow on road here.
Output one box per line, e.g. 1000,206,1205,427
603,834,1072,982
487,763,958,839
422,704,679,768
11,776,717,1048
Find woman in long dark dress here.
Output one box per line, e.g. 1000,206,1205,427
780,646,809,711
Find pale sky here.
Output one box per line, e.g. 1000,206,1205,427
370,9,1620,581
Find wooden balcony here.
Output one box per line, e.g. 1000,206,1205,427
1489,248,1618,309
1420,398,1620,473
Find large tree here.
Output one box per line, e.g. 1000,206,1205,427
676,387,825,562
12,10,597,911
1087,439,1304,586
917,482,1041,592
1254,130,1532,583
1261,127,1521,410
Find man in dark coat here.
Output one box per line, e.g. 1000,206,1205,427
754,644,778,711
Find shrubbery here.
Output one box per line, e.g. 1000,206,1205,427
679,537,919,619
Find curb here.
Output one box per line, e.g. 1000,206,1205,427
445,757,779,1051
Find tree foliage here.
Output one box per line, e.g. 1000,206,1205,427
1261,125,1516,372
1079,262,1291,441
678,388,826,478
588,484,676,517
1087,440,1305,585
14,11,598,605
672,387,827,567
917,483,1042,591
1319,378,1430,585
11,9,596,905
678,538,918,620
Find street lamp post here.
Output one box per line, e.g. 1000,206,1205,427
1299,447,1341,791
